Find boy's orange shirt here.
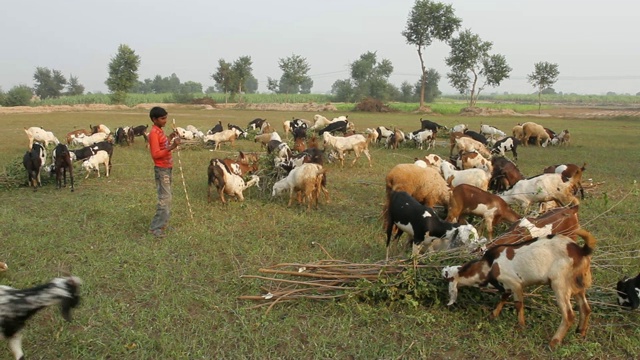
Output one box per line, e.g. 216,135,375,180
148,125,173,168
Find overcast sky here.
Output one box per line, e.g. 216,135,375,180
1,0,639,96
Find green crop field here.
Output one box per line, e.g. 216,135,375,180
1,106,639,359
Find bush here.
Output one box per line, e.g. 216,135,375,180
192,97,217,106
172,89,195,104
354,97,393,112
110,91,127,104
3,85,33,107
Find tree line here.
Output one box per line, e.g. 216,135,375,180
1,1,566,109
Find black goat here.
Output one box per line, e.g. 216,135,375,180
617,273,640,309
50,144,74,191
0,276,82,360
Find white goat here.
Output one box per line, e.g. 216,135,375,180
322,132,371,168
440,161,490,191
208,159,260,203
272,163,326,209
498,173,579,211
24,127,60,149
0,276,82,360
72,132,108,147
203,128,242,150
82,150,110,178
408,129,435,150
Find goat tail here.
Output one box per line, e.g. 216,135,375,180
575,228,596,256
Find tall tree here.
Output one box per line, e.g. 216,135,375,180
66,74,85,96
231,56,253,93
400,81,415,102
402,0,461,108
277,54,313,94
445,29,511,107
105,44,141,104
527,61,560,113
212,59,233,102
266,77,279,93
33,67,67,99
244,74,258,94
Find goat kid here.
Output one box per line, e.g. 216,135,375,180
616,273,640,309
82,150,110,178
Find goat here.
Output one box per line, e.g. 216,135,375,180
452,136,491,158
446,184,520,240
131,125,149,143
272,163,327,210
489,205,581,247
207,159,260,204
491,136,521,160
0,276,82,360
456,151,492,173
419,118,447,133
522,122,550,147
450,124,468,133
247,118,266,131
65,129,91,145
543,163,587,200
71,132,108,147
463,130,488,145
489,156,525,193
385,191,480,258
24,127,59,149
82,150,110,178
441,161,490,191
22,142,47,191
498,173,578,212
479,124,506,140
616,273,640,309
51,144,74,191
89,124,111,135
385,128,405,150
385,163,451,210
203,129,242,151
208,121,223,135
443,228,596,349
407,129,435,150
322,132,371,168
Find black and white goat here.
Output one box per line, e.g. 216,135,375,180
22,142,46,191
617,273,640,309
385,191,482,259
0,276,82,360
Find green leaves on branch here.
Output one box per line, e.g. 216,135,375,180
527,61,560,113
33,67,67,99
446,29,511,107
105,44,141,104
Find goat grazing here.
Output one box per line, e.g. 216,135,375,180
440,161,490,191
0,276,82,360
322,132,371,168
543,163,587,200
442,229,596,349
385,163,451,210
446,184,521,240
207,159,260,204
616,273,640,309
272,163,327,210
82,150,110,178
22,142,47,191
385,191,480,258
498,173,578,212
24,127,59,149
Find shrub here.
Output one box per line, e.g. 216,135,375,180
192,97,217,106
354,97,393,112
3,85,33,107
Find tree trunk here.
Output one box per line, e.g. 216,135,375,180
469,70,479,107
538,88,542,114
417,47,427,108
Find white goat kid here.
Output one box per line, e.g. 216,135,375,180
440,161,490,190
82,150,110,178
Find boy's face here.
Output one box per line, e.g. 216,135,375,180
152,115,168,128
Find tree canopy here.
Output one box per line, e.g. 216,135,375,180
527,61,560,113
33,67,67,99
445,29,511,107
66,75,85,96
332,51,395,102
402,0,460,107
105,44,141,104
268,54,313,94
212,56,256,101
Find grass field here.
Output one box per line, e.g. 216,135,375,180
1,107,639,359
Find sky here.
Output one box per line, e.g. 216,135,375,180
1,0,639,96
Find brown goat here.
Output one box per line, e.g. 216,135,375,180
446,184,520,240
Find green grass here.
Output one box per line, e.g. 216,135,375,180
1,107,639,359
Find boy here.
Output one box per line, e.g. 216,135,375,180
148,106,180,237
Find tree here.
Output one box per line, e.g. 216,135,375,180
266,77,279,93
527,61,559,113
330,79,354,102
400,81,415,102
66,74,85,96
105,44,141,104
244,74,258,94
276,54,313,94
351,51,394,101
402,0,461,108
231,56,253,93
181,81,203,94
445,29,511,107
33,67,67,99
3,85,33,106
413,68,441,102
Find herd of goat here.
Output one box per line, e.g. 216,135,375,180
4,113,638,358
